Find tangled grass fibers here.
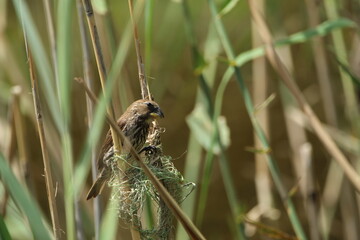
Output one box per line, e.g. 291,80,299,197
108,124,194,239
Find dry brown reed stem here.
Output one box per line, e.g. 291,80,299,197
41,0,58,84
251,0,273,218
128,1,166,238
303,1,339,237
81,0,122,154
277,43,320,238
299,144,320,240
11,87,31,187
81,1,151,238
75,77,206,240
324,1,359,133
350,36,360,77
288,105,360,235
248,0,360,193
12,86,46,225
341,180,360,239
318,0,360,234
276,44,317,238
76,1,101,239
304,0,337,127
128,0,151,100
76,0,94,166
243,218,297,240
80,1,144,238
340,180,360,238
5,112,16,164
25,47,61,238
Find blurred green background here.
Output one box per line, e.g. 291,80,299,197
0,0,360,239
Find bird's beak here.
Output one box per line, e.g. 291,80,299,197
150,108,164,118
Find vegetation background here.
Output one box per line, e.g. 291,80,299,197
0,0,359,239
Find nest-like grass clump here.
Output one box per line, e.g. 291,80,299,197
108,143,194,239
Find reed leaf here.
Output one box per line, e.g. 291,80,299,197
57,0,75,239
11,0,61,130
0,153,52,240
0,214,12,240
235,18,356,67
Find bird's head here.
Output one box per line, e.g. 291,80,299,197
127,99,164,121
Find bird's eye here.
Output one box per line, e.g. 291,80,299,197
145,102,155,111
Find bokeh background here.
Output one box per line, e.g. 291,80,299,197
0,0,360,239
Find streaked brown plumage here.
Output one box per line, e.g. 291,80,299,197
86,99,164,200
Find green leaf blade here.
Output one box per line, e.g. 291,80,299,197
0,153,52,240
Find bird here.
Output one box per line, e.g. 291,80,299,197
86,99,164,200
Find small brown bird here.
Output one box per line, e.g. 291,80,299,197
86,99,164,200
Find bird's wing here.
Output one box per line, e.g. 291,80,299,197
97,117,127,170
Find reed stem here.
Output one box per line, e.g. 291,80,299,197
76,1,101,239
248,0,360,193
41,0,59,85
128,0,151,100
24,35,62,240
81,0,122,154
207,0,307,239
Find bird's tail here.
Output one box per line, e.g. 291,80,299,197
86,175,106,200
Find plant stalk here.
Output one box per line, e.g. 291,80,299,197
208,0,307,239
128,0,151,100
24,35,62,240
81,0,122,154
248,0,360,193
